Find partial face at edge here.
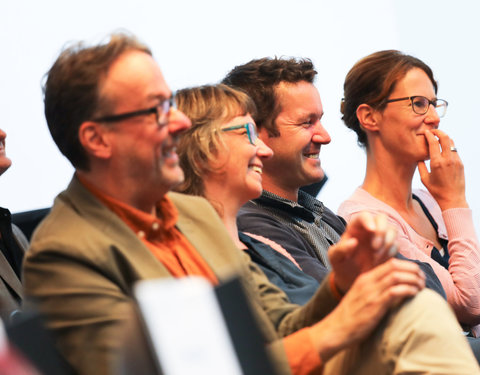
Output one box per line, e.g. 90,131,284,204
0,128,12,176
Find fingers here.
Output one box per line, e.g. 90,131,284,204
425,129,459,159
346,212,397,257
370,258,425,291
346,211,376,235
417,160,428,180
328,237,358,264
424,129,441,159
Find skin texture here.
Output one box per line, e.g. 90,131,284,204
0,128,12,177
76,51,191,214
203,114,273,247
258,81,331,202
358,67,467,248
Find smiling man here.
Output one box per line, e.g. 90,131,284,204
223,59,340,280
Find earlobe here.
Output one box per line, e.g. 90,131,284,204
78,121,112,160
356,104,380,132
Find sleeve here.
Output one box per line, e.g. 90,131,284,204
239,249,339,338
23,247,135,375
340,203,480,327
283,328,323,375
238,209,330,284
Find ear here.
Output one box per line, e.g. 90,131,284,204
78,121,113,160
356,103,381,132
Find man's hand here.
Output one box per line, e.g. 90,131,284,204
329,212,397,292
310,258,425,362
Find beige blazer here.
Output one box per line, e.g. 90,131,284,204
23,176,338,375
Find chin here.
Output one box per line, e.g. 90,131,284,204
0,160,11,176
246,185,262,200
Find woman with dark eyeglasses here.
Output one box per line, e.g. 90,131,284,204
338,50,480,336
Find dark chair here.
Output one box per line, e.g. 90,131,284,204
12,208,50,241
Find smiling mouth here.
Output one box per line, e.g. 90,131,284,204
304,153,319,159
250,165,263,174
162,145,178,159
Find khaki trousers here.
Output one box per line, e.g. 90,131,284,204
324,289,480,374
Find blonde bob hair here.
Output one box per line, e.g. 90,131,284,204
175,84,257,197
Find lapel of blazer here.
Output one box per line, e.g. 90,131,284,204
169,192,242,282
64,178,241,284
65,177,174,282
0,250,22,298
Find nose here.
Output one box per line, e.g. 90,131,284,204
255,138,273,159
0,128,6,140
167,108,192,135
425,104,440,128
311,121,331,144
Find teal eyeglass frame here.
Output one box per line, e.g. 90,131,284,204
222,122,258,145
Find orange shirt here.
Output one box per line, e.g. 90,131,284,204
78,176,218,285
78,176,323,374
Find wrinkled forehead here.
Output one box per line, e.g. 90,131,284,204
99,51,170,109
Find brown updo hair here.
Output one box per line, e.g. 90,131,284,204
340,50,437,148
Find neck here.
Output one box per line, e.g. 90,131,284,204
76,168,161,215
261,174,299,202
362,145,417,212
203,181,245,249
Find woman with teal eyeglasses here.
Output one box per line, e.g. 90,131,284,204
338,50,480,336
174,83,322,306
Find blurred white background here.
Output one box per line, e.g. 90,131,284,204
1,0,479,230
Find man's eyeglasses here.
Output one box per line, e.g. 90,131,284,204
385,96,448,118
222,122,258,145
93,96,176,126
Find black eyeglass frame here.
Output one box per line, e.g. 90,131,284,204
92,96,175,125
385,95,448,117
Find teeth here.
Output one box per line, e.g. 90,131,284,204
163,146,176,156
251,166,262,174
305,153,319,159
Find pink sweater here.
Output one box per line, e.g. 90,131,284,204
339,187,480,335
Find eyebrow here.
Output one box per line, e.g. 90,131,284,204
147,93,171,102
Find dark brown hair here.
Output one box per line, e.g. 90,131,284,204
222,57,316,137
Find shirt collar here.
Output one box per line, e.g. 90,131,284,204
77,174,178,240
253,190,325,221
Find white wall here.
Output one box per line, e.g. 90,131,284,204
1,0,479,231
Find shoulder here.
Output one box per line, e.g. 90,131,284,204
11,224,28,252
338,187,378,217
339,187,400,222
168,191,213,211
27,184,132,265
412,189,442,218
167,192,221,224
